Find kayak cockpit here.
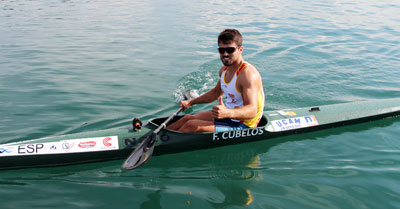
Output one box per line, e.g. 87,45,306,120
148,115,183,128
258,116,268,127
148,115,269,131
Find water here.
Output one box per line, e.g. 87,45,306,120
1,0,399,208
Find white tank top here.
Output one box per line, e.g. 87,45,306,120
220,62,265,128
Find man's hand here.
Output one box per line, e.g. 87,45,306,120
180,100,192,111
212,97,229,119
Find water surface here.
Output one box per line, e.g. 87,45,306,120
1,0,399,208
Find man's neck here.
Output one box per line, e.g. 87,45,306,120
226,59,244,72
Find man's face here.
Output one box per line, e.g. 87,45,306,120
218,42,242,66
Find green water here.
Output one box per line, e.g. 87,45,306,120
1,0,399,208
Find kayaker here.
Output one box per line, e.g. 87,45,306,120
167,29,265,132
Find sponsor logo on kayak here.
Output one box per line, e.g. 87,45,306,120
18,144,44,154
0,148,12,154
62,141,74,152
103,137,112,147
277,111,297,116
213,127,264,141
0,137,119,157
286,112,297,116
271,115,319,131
78,141,96,148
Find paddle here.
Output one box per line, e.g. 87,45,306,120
121,89,199,170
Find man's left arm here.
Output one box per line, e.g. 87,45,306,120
212,66,261,120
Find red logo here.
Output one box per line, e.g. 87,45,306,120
78,141,96,148
103,137,112,147
229,93,235,98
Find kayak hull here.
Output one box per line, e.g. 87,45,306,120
1,98,399,170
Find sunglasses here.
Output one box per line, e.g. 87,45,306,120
218,46,240,54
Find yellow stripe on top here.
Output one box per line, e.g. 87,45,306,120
223,62,247,85
241,89,265,128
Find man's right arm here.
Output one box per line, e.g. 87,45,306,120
181,81,222,110
181,67,224,110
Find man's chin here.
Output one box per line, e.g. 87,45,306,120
222,60,233,66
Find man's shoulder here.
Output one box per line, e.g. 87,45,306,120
244,62,257,71
241,63,261,78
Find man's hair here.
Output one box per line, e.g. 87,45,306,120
218,29,243,46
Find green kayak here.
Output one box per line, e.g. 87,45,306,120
1,98,399,170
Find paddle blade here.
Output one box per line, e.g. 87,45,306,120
184,89,199,100
121,133,156,170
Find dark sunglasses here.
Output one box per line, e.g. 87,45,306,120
218,46,240,54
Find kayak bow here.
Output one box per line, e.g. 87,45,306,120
0,98,399,170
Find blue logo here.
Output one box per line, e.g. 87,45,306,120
62,142,70,149
0,148,12,154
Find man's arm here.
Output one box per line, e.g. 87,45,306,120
180,67,225,110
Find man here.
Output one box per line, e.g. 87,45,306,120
167,29,264,133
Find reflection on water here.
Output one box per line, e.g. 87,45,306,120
140,190,162,209
208,182,254,208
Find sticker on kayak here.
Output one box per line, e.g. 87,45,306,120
271,115,319,131
0,136,119,157
277,111,297,116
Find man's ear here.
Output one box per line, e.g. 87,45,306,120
239,46,244,53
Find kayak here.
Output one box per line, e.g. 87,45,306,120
1,98,399,170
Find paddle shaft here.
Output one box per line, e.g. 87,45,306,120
152,107,183,134
152,89,198,135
